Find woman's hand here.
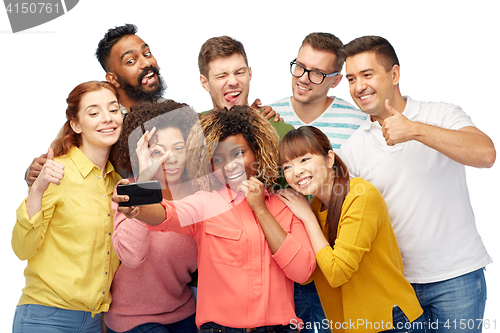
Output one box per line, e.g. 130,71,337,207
277,188,316,224
238,177,267,214
112,179,141,219
136,128,170,182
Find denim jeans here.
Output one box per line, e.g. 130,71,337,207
381,306,427,333
107,313,198,333
13,304,102,333
411,268,487,333
293,282,329,333
200,321,298,333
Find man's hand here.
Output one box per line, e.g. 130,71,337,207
251,98,281,122
32,147,65,192
26,147,65,219
26,153,48,186
382,99,417,146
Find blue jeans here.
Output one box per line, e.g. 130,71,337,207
107,313,197,333
294,282,329,333
411,268,487,333
200,322,298,333
13,304,102,333
382,306,427,333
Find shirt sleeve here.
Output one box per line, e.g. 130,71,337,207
315,183,382,288
439,103,475,130
112,199,151,268
272,212,316,283
146,192,209,237
12,184,58,261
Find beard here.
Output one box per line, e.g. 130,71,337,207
117,65,166,103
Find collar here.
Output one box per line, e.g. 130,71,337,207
68,146,115,178
217,185,270,204
401,95,420,120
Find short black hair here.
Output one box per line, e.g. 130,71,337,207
95,24,138,72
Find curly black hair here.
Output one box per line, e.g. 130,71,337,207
110,100,199,176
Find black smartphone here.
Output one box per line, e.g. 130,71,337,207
117,180,163,207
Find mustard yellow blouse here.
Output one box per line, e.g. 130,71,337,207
311,178,422,332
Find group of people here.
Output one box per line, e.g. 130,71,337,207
12,23,495,333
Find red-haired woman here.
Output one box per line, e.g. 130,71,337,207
278,126,425,333
12,81,123,333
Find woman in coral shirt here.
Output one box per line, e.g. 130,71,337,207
113,106,316,332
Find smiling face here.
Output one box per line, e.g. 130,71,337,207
71,88,123,154
200,53,252,110
292,44,342,105
345,51,400,122
282,151,335,199
107,34,164,102
212,133,257,190
150,127,187,186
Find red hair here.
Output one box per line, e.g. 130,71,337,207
51,81,119,157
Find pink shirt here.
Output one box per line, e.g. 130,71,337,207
106,199,197,332
147,187,315,328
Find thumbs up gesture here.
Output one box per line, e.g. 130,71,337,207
32,147,65,193
382,99,415,146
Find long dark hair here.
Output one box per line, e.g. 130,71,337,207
279,126,350,246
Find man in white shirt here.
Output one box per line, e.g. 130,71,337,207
340,35,495,332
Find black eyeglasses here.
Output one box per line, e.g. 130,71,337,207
290,59,340,84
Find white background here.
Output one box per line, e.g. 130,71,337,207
1,1,499,331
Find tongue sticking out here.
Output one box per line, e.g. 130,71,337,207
224,92,240,102
142,76,151,85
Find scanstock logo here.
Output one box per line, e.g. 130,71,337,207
3,0,79,33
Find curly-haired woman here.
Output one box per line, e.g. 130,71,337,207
113,105,316,333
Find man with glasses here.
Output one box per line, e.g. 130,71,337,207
269,32,366,151
269,33,366,333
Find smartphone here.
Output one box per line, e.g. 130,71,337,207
117,180,162,207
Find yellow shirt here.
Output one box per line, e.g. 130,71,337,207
12,147,121,316
311,178,422,332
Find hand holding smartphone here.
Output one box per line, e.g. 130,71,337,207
117,180,162,207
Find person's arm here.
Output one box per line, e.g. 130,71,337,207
383,100,496,168
242,178,316,283
13,148,64,260
112,179,204,233
279,186,379,288
240,177,287,253
111,198,152,268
